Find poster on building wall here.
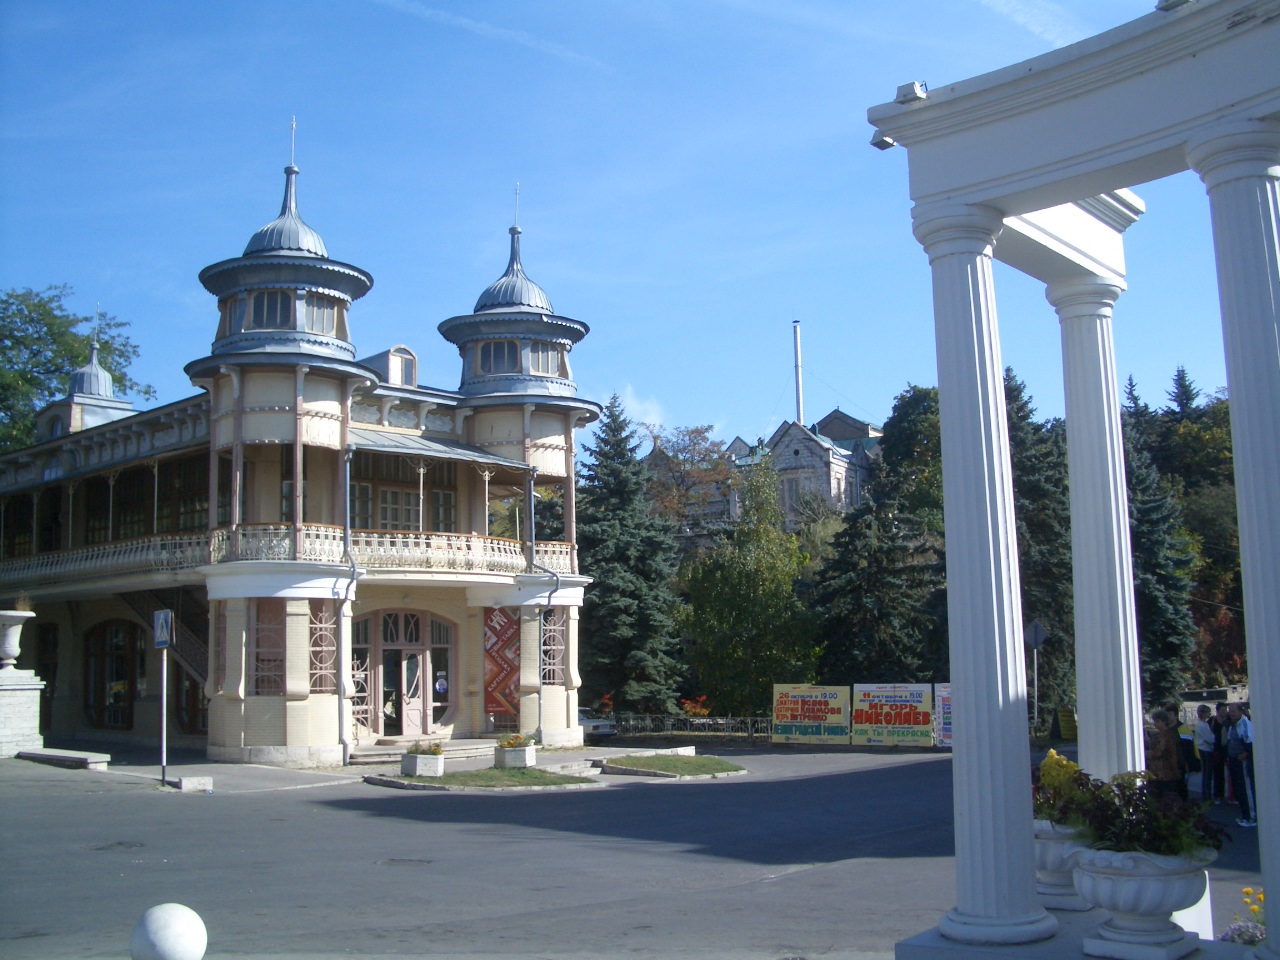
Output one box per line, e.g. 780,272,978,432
772,685,851,744
933,683,953,749
850,683,934,747
484,607,521,716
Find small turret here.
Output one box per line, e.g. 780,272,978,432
187,164,375,381
438,221,588,400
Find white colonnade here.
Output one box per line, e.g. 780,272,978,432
868,1,1280,950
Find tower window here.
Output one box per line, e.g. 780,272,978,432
304,293,344,336
478,340,519,374
248,291,295,330
530,341,562,376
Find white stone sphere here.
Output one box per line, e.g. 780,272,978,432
130,903,207,960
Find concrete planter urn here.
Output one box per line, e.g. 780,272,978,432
494,745,537,769
1072,846,1216,959
401,753,444,777
0,611,36,671
1032,819,1089,911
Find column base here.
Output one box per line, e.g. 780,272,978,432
1084,930,1197,960
939,906,1058,945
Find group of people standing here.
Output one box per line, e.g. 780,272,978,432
1149,701,1256,827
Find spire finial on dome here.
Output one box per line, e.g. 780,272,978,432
290,115,296,166
514,181,520,228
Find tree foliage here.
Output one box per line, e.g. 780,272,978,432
814,478,947,685
577,396,684,713
644,424,734,533
1122,416,1198,707
0,285,155,452
681,457,819,714
1004,370,1075,723
1125,373,1242,686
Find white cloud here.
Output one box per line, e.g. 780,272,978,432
364,0,607,69
975,0,1093,48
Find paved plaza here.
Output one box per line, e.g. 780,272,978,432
0,743,1262,959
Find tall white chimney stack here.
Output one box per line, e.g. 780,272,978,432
793,320,804,427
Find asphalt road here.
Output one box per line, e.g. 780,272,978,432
0,745,1261,960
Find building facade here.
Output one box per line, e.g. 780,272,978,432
725,410,881,532
0,164,600,766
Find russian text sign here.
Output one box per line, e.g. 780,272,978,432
850,683,934,746
933,683,953,749
772,685,850,744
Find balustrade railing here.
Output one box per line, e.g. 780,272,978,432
0,525,575,590
0,533,209,589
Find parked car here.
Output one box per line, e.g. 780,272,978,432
578,709,618,740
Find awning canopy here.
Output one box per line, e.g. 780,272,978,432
347,427,531,472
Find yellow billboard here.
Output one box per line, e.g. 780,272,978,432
772,685,850,744
850,683,934,747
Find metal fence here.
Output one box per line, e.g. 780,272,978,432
613,714,772,739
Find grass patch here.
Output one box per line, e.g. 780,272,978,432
607,755,743,776
401,768,594,788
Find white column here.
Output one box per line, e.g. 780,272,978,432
1048,277,1145,782
913,203,1057,946
1187,120,1280,960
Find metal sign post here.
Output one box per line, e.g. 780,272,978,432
154,609,173,787
1026,620,1049,732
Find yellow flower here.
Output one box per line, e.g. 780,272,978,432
1243,898,1252,906
1250,905,1260,915
1243,887,1254,895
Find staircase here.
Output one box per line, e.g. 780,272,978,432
121,588,209,685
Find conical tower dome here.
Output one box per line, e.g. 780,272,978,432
473,225,553,313
70,341,115,399
243,164,329,258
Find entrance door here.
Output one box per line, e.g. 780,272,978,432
382,650,424,737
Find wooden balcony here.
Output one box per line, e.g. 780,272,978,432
0,525,574,593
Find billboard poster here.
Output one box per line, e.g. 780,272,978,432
933,683,953,749
483,607,521,715
850,683,934,746
772,685,850,744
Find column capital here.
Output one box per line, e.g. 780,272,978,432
1186,120,1280,192
911,202,1005,263
1045,275,1125,320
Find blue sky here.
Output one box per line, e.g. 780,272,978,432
0,0,1227,445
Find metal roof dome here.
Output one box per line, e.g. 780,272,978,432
243,164,329,258
70,341,115,399
473,225,553,313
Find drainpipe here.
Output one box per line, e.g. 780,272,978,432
337,443,359,766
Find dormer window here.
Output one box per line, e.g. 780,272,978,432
530,341,562,377
389,347,416,386
478,339,519,374
304,293,345,337
248,290,295,330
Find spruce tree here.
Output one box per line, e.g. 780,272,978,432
1004,370,1075,725
1122,415,1197,707
815,478,946,685
577,396,684,713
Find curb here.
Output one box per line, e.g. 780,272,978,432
362,774,608,793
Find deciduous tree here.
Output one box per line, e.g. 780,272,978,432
0,285,154,452
681,457,818,714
